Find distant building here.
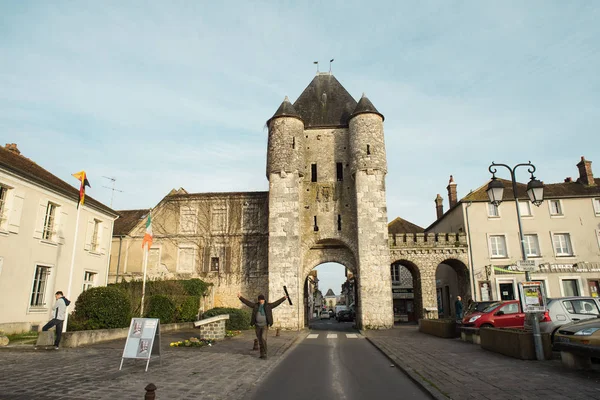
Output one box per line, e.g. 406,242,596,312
0,143,117,334
324,288,336,310
427,157,600,303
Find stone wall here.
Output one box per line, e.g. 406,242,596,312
198,318,227,340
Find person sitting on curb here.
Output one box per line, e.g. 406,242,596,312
237,292,287,360
42,291,71,349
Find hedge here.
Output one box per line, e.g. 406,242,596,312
203,307,251,330
68,286,131,331
146,295,176,324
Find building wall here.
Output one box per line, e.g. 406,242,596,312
0,170,115,333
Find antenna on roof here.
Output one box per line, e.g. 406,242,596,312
313,60,319,73
102,176,123,208
329,59,334,73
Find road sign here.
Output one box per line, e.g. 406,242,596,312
517,260,537,272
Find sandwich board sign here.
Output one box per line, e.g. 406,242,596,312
119,318,161,371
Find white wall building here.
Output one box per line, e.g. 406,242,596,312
0,144,118,334
427,157,600,303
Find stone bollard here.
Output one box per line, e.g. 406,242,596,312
253,339,258,350
275,328,280,337
145,383,157,400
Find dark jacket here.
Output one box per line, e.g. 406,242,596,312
239,296,286,327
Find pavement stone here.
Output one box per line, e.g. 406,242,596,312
366,325,600,400
0,328,302,400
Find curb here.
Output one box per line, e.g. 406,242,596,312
365,336,450,400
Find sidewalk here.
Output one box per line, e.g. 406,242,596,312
366,325,600,400
0,328,302,400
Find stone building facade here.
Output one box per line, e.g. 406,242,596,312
109,73,469,329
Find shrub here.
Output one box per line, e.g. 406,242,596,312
181,279,210,296
146,295,176,324
69,286,131,331
176,296,200,322
203,307,251,330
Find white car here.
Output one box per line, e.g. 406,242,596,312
320,311,330,320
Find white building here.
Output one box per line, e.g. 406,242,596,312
0,144,117,334
427,156,600,302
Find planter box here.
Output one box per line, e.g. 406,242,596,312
418,318,458,338
460,327,481,344
480,328,552,360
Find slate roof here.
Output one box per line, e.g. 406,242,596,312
113,209,150,236
324,288,336,297
462,178,600,202
0,144,117,216
351,94,384,121
388,217,425,234
292,74,358,129
267,96,303,126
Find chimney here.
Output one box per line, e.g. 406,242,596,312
5,143,20,155
447,175,458,208
576,156,595,186
435,194,444,219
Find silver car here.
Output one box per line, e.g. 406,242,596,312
538,297,600,339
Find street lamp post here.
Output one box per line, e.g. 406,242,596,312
486,161,545,361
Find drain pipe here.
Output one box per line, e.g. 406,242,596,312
465,202,477,301
115,236,124,283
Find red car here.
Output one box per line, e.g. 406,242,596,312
462,300,525,329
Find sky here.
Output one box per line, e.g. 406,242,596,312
2,2,599,294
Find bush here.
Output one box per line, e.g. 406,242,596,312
203,307,251,330
69,286,131,331
146,295,176,324
176,296,200,322
181,279,210,296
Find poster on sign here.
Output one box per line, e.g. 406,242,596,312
518,282,546,313
119,318,161,371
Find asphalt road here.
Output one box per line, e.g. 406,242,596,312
249,318,432,400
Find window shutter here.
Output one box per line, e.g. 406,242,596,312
84,218,94,251
33,201,47,239
7,191,25,233
203,247,210,273
224,246,232,273
100,224,109,254
57,210,68,244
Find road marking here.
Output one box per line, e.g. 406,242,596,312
327,334,337,339
307,334,319,339
346,334,358,338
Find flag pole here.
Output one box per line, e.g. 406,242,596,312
140,244,149,317
62,203,82,332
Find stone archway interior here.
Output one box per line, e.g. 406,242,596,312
391,261,423,322
435,259,470,318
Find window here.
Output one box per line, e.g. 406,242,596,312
0,185,7,226
499,303,519,314
593,198,600,215
30,265,50,307
242,203,260,233
148,248,160,271
391,265,400,282
211,257,220,272
366,144,371,155
561,299,599,315
90,219,101,252
337,214,342,231
489,235,507,258
179,206,197,234
211,205,227,233
518,201,532,217
42,203,57,240
549,200,562,216
562,279,580,297
82,271,97,291
523,234,540,257
336,163,343,181
177,247,196,273
311,164,317,182
487,203,499,217
553,233,573,256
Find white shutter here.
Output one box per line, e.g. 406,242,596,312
33,201,47,239
84,218,94,251
57,209,68,244
7,191,25,233
100,224,109,254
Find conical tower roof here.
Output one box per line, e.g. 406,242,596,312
267,96,303,126
292,74,358,128
325,288,336,297
350,93,384,120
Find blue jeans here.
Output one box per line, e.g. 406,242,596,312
42,319,63,347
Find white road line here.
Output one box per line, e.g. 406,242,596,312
307,334,319,339
346,334,358,338
327,334,338,339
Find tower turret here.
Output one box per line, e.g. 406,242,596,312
348,94,386,175
266,96,304,179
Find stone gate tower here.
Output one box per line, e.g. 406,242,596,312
266,73,393,329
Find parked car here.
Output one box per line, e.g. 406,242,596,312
465,301,497,316
329,309,335,318
336,309,354,322
534,297,600,340
320,310,330,320
462,300,525,329
553,316,600,349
